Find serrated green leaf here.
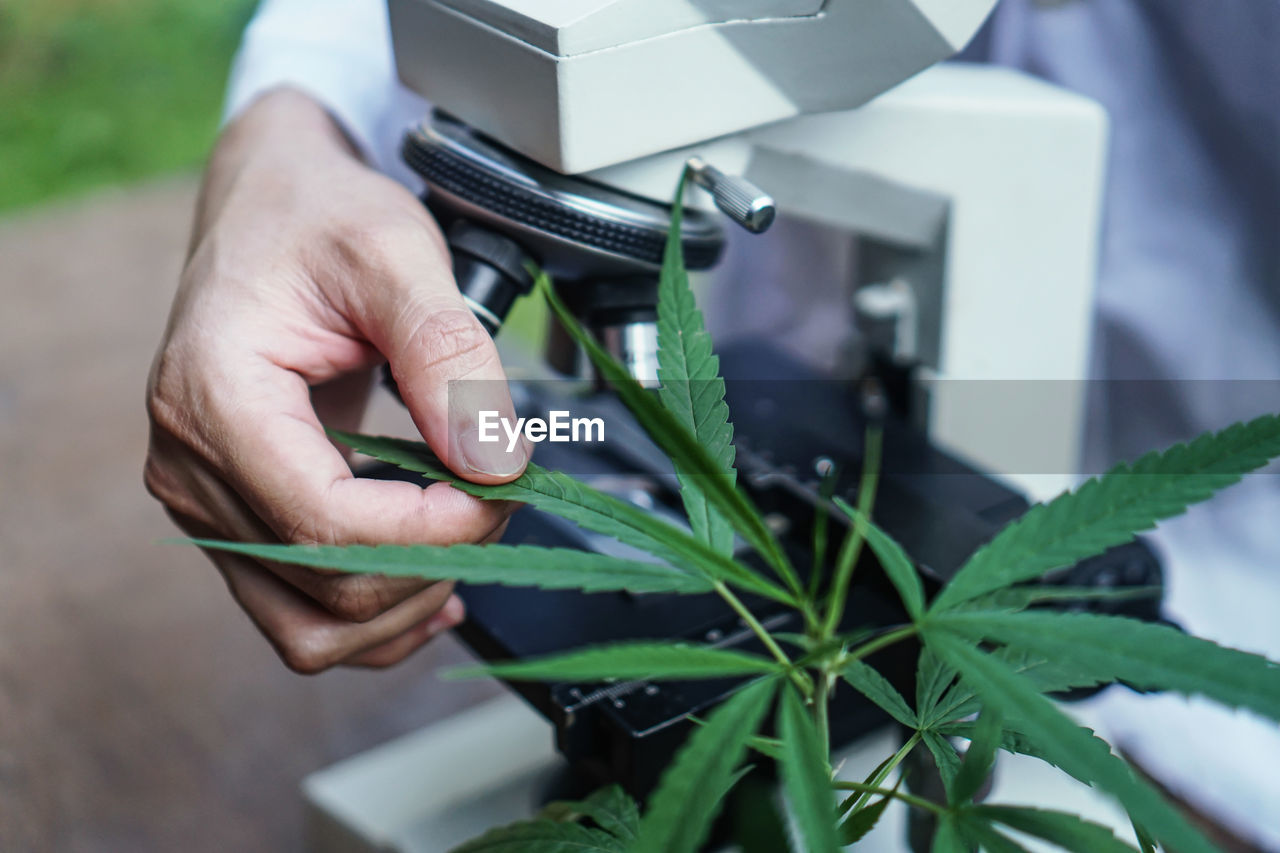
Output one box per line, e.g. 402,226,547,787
923,630,1216,853
931,610,1280,723
940,720,1074,772
446,642,783,682
536,272,801,596
778,685,841,853
972,805,1140,853
931,814,968,853
840,658,917,727
632,678,777,853
689,716,785,761
917,648,957,725
330,430,792,605
655,175,736,557
961,585,1161,613
746,734,786,761
834,497,924,620
836,754,895,819
838,788,894,845
1133,820,1159,853
538,786,639,842
939,718,1118,798
730,775,791,853
187,539,711,595
933,413,1280,612
955,815,1031,853
950,706,1001,806
926,646,1107,729
448,819,624,853
921,729,962,799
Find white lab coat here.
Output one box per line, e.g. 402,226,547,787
226,2,1280,846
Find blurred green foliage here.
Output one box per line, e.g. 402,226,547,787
0,0,256,212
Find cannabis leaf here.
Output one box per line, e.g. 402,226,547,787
933,413,1280,612
446,642,784,682
538,785,639,843
838,789,893,845
631,678,777,853
924,630,1216,853
188,540,711,595
924,646,1108,729
537,272,799,594
931,609,1280,722
931,814,967,853
971,805,1140,853
952,815,1032,853
916,648,957,726
949,706,1001,806
330,430,791,604
834,498,924,620
778,685,841,853
655,175,736,557
840,658,917,728
921,729,961,797
449,820,624,852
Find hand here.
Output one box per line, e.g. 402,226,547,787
144,88,529,673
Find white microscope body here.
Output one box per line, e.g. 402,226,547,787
388,0,1109,500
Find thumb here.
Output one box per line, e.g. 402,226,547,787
352,238,529,484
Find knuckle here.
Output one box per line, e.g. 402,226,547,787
322,574,388,623
145,376,184,437
337,215,431,279
277,632,336,676
142,455,179,506
405,308,493,375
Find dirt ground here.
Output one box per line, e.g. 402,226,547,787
0,179,501,852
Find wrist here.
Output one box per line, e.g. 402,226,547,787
223,86,357,162
192,87,362,243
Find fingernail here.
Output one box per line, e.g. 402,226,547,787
449,380,529,478
423,596,466,637
459,425,529,477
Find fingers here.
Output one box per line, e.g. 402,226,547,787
177,351,514,550
340,226,530,484
346,595,466,669
155,451,492,624
211,547,461,674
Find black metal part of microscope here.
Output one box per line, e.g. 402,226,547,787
401,110,726,339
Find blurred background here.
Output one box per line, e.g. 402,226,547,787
0,3,500,850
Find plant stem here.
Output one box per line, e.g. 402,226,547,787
814,668,832,747
713,581,813,699
832,780,945,815
843,731,921,815
807,461,840,601
845,625,917,664
820,426,883,639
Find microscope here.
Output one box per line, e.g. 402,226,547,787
348,0,1164,813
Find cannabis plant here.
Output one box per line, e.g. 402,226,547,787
196,177,1280,853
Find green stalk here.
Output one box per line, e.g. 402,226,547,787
807,461,840,600
713,581,813,699
841,731,921,815
845,625,918,664
820,426,883,639
814,667,833,747
832,780,945,815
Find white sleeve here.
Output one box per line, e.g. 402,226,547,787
223,0,428,184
